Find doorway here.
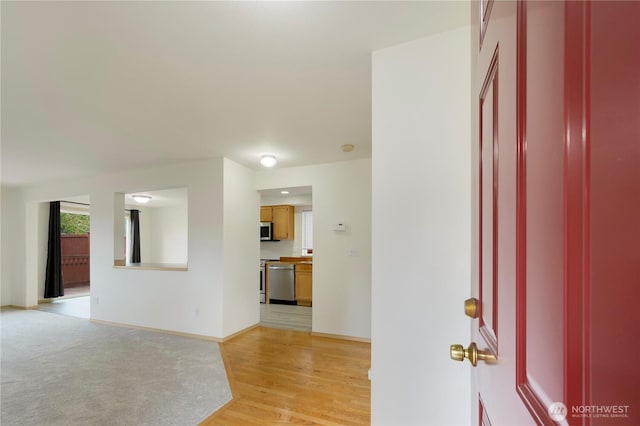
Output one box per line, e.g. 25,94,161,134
60,201,91,298
259,186,313,332
37,198,91,320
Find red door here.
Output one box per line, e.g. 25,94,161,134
460,1,640,424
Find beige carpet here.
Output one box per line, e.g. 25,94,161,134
0,309,231,426
37,295,90,319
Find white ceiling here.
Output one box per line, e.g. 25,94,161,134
60,187,188,208
126,187,188,208
259,185,312,198
1,1,469,187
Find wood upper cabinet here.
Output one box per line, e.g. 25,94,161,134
260,206,273,222
272,205,295,240
260,205,295,240
295,263,312,306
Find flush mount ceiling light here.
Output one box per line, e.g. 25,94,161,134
280,190,290,195
341,144,355,153
132,195,152,204
260,155,277,168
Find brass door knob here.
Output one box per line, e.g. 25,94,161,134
464,298,479,318
450,342,495,367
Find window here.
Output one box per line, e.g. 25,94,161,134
302,210,313,255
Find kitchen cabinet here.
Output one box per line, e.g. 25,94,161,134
295,263,312,307
272,205,294,240
261,205,295,240
260,206,273,222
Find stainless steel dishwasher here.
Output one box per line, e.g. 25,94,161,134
268,263,296,304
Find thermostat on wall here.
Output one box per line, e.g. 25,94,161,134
334,223,346,232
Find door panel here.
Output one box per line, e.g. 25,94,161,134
468,1,640,425
518,0,565,414
480,0,493,49
479,396,492,426
479,48,499,353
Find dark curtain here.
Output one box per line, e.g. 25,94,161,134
130,209,141,263
44,201,64,298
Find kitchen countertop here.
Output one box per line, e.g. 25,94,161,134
264,257,312,265
279,256,312,263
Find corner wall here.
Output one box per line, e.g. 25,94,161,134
1,187,21,306
371,26,471,424
2,159,227,338
256,159,372,340
222,158,260,336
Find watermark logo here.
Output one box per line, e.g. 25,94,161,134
549,402,630,421
570,404,630,419
548,402,568,421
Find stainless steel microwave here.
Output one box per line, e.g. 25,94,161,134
260,222,273,241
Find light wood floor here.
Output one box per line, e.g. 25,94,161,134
260,303,312,332
202,327,371,425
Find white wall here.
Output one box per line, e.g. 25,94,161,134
1,187,20,306
0,158,261,339
36,202,50,302
371,26,471,425
222,158,260,336
259,239,293,260
0,188,3,307
147,204,188,264
260,194,312,207
257,159,371,340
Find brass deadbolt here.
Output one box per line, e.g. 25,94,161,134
464,297,480,318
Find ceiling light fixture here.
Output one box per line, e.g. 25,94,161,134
260,155,277,168
132,195,152,204
341,144,355,153
280,191,290,195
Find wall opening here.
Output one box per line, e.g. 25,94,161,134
114,187,189,270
